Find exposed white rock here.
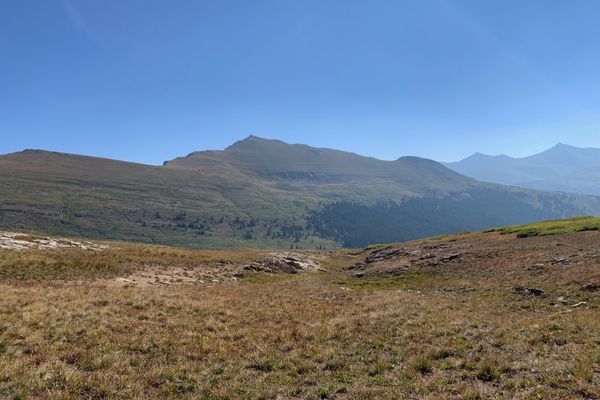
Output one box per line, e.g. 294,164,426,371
244,252,325,274
0,231,107,251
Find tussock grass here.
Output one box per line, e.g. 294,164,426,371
1,274,598,398
0,226,599,398
0,242,263,281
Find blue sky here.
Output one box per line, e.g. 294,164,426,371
2,0,600,164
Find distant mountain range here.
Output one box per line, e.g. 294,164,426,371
444,143,600,196
1,136,599,248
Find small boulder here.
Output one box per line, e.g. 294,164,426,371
441,253,462,263
515,287,546,297
346,262,366,270
550,256,569,265
244,253,324,274
582,283,599,292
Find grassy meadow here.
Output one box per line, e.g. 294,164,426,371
0,224,598,399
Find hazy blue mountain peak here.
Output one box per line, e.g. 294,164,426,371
445,143,600,195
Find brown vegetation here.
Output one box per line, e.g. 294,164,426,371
0,229,598,399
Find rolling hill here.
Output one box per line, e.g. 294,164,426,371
1,136,599,248
444,143,600,195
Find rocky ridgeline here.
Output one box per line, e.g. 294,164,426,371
0,231,107,251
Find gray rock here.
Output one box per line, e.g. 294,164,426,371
528,263,545,271
244,253,324,274
550,256,569,265
514,287,546,297
582,283,599,292
365,247,419,263
441,253,462,262
346,261,366,270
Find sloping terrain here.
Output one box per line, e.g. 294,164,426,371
346,220,600,294
0,220,598,399
1,137,600,248
445,143,600,195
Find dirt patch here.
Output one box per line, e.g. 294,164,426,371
108,252,324,287
108,264,242,287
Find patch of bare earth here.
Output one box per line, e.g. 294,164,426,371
108,252,326,287
108,264,242,287
0,231,107,251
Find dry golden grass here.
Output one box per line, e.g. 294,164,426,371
0,231,598,399
0,242,264,281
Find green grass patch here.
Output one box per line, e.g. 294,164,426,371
488,216,600,238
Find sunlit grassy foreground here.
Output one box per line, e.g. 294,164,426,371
0,221,598,399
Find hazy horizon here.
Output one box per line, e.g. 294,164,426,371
1,135,596,166
3,0,600,164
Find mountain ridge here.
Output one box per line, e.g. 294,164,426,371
1,137,599,248
444,143,600,195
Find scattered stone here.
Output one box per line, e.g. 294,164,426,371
550,256,569,265
572,302,588,308
365,248,416,263
354,272,365,278
441,253,462,263
388,265,410,276
346,262,366,270
553,297,577,307
515,287,546,297
582,283,599,292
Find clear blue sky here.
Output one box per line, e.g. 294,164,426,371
2,0,600,164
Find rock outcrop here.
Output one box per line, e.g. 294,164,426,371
244,253,325,274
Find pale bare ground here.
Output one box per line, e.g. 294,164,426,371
0,231,107,251
107,264,243,287
0,231,325,287
105,252,328,287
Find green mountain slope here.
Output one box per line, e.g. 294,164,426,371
1,136,599,248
